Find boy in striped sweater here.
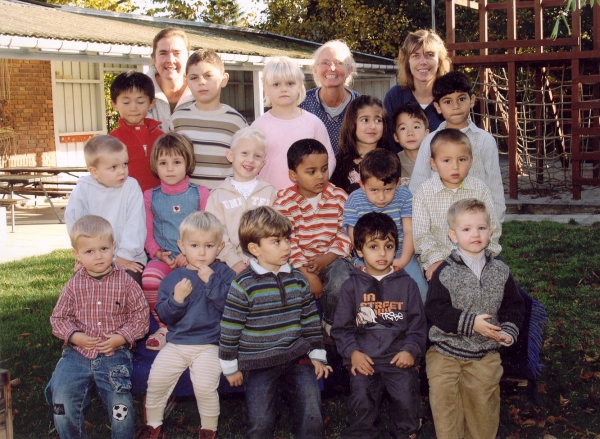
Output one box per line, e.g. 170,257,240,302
273,138,353,330
219,206,332,439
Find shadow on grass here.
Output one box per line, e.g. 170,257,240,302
1,221,600,438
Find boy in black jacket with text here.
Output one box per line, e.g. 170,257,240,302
331,212,426,439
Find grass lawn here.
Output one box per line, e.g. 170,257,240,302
1,220,599,438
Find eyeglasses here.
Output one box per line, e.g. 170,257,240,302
317,61,346,67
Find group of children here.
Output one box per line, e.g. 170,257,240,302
48,46,526,439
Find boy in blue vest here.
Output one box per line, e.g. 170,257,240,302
219,206,332,439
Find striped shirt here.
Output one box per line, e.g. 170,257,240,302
219,261,324,372
343,186,413,263
409,118,506,222
412,175,502,270
273,182,352,268
50,264,149,359
170,103,248,189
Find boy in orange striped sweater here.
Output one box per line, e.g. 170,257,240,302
273,139,353,330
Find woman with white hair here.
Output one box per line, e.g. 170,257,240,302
300,40,360,155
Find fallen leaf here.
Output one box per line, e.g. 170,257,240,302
538,420,546,427
31,365,41,369
10,378,20,388
19,333,31,339
560,395,571,407
520,418,536,426
543,435,557,439
538,382,548,393
32,376,43,383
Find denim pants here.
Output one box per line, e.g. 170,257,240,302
342,362,421,439
49,348,135,439
243,357,324,439
402,254,429,304
319,258,354,326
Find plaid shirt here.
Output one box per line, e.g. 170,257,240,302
51,264,149,359
413,175,502,270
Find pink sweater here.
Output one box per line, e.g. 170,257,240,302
143,177,210,258
252,110,336,191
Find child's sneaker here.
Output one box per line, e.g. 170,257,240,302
135,425,165,439
146,327,168,350
199,429,217,439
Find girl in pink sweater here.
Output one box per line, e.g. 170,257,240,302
252,56,336,191
141,133,210,350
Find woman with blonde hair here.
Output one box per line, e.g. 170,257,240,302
384,29,452,149
300,40,360,154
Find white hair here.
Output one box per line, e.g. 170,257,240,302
311,40,357,87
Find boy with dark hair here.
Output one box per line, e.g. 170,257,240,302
412,128,502,280
343,148,428,301
110,70,162,192
170,48,248,189
273,138,353,329
392,103,429,186
426,198,524,439
409,70,505,222
332,212,426,439
49,215,149,439
219,206,332,439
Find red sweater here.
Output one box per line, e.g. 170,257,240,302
110,118,163,192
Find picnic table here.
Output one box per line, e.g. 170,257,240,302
0,167,87,231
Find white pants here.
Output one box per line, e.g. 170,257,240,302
146,343,222,428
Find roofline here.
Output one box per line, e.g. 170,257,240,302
56,4,395,65
0,34,396,71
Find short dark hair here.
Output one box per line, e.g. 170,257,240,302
186,49,224,74
359,149,401,185
354,212,398,253
238,206,292,254
287,138,328,171
430,128,472,158
432,70,472,102
110,70,155,102
392,103,429,131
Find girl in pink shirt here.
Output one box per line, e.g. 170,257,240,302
142,133,210,350
252,56,336,190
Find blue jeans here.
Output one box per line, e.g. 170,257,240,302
403,254,429,304
49,348,135,439
319,258,354,325
243,357,324,439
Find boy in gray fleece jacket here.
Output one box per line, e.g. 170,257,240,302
425,199,525,439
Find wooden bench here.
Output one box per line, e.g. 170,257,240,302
0,199,20,233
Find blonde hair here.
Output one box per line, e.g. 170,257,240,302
397,29,452,89
151,27,190,58
150,133,196,177
69,215,114,248
179,211,223,243
238,206,292,254
447,198,490,229
84,135,126,168
430,128,472,158
230,127,267,153
262,57,306,107
311,40,356,87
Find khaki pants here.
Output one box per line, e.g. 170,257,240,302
426,348,503,439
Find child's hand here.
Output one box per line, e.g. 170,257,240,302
312,360,333,380
473,314,502,340
231,261,249,274
197,265,214,283
173,278,193,303
173,254,188,268
497,331,513,345
425,260,443,281
225,371,243,387
305,253,338,275
156,250,176,268
96,333,127,354
116,257,144,273
70,332,99,350
305,271,324,299
392,258,407,270
391,351,414,369
350,350,374,376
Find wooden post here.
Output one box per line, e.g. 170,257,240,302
508,61,518,199
0,369,13,439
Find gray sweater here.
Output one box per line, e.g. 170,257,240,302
425,250,525,361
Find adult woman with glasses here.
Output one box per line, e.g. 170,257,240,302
384,29,452,150
147,28,195,130
300,40,360,154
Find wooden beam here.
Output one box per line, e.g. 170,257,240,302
508,61,518,199
454,0,478,9
447,36,579,51
451,49,600,65
446,0,456,58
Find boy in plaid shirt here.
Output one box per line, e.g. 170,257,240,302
49,215,149,439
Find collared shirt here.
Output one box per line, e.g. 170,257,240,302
50,264,149,359
412,175,502,269
409,118,506,222
457,249,487,280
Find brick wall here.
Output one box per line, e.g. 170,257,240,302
5,59,55,167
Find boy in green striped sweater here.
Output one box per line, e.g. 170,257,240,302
219,206,332,439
